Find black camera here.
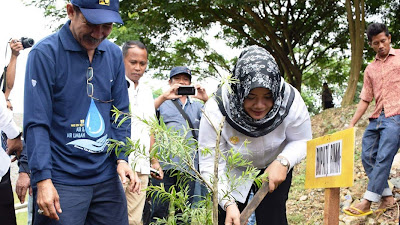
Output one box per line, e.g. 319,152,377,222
20,37,34,49
177,85,195,95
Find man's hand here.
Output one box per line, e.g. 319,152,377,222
10,39,23,57
194,84,209,102
16,172,32,203
150,161,164,180
162,83,182,100
154,83,182,109
225,203,241,225
265,160,288,193
36,179,62,220
6,100,13,111
117,160,141,194
6,135,23,160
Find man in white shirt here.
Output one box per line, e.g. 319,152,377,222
0,89,23,225
122,40,163,225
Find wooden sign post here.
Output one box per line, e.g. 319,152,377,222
305,128,355,225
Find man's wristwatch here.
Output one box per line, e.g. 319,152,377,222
275,157,290,169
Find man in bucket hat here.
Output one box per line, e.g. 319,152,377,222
24,0,140,224
151,66,209,222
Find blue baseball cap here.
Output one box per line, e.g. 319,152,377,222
170,66,192,79
71,0,123,24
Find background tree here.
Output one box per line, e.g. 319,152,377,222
27,0,400,110
27,0,350,90
341,0,365,106
112,0,349,91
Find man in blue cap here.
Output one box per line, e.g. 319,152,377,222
23,0,140,224
151,66,208,222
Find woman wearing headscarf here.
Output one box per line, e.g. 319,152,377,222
198,45,312,225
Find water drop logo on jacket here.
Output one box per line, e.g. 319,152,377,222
66,99,108,153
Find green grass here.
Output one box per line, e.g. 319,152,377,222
287,213,305,224
16,212,28,225
289,161,306,198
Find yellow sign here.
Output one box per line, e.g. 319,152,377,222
305,128,355,189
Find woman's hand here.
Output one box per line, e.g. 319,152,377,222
225,203,241,225
265,160,288,192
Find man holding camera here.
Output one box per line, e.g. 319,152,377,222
0,41,24,222
0,38,27,225
4,39,24,108
151,66,208,222
23,0,139,224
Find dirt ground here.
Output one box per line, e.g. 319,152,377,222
285,104,400,224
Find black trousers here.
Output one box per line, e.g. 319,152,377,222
218,170,293,225
150,170,195,223
0,169,17,225
323,101,334,109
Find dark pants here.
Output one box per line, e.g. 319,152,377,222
323,101,334,109
142,197,151,225
33,176,128,225
0,169,17,225
150,170,195,222
218,170,293,225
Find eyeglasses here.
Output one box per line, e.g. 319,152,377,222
86,67,114,103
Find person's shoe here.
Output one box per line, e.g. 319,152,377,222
343,205,373,217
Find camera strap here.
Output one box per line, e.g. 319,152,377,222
172,99,198,140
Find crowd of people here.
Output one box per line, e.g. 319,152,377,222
0,0,399,225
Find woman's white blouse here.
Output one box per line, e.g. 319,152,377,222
198,87,312,207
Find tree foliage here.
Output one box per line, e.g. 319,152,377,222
27,0,351,91
112,0,350,91
26,0,400,108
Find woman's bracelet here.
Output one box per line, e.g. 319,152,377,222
117,159,128,165
224,200,237,211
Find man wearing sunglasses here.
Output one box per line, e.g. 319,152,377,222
23,0,139,224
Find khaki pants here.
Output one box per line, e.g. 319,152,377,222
123,173,149,225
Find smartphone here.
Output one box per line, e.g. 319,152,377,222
177,85,195,95
150,167,160,176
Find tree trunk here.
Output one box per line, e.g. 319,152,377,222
342,0,365,106
278,57,303,91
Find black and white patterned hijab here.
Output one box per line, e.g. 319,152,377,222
216,45,295,137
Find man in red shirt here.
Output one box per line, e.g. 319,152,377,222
345,23,400,216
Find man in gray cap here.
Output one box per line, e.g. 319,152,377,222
23,0,140,224
151,66,208,222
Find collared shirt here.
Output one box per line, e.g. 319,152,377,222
0,91,20,180
199,87,312,207
157,97,203,171
360,48,400,118
127,79,156,174
23,21,130,185
0,91,20,142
